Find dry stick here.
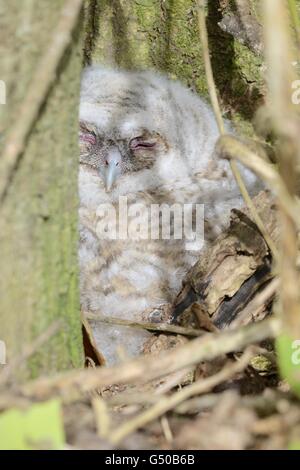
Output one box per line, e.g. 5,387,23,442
108,348,255,444
0,0,84,203
0,320,62,388
160,416,173,443
21,316,281,401
197,1,278,262
216,134,300,230
175,389,285,415
92,396,111,439
84,312,204,337
252,409,300,436
231,277,279,328
154,368,193,395
263,0,300,339
0,394,33,411
105,367,194,406
107,392,161,407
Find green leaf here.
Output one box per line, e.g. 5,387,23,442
276,334,300,398
0,399,65,450
289,440,300,450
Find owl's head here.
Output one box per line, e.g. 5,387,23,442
79,66,218,195
79,121,168,191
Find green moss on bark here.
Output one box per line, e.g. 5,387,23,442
0,1,84,379
84,0,270,137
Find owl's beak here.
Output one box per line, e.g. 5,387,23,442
104,149,122,191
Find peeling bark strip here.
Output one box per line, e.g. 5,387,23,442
172,191,279,328
213,264,272,328
218,14,263,56
218,0,263,56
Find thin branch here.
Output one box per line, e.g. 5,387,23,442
230,161,279,262
231,277,279,328
108,348,255,444
84,312,204,337
175,389,288,415
20,316,281,402
0,320,62,388
216,134,300,230
197,1,224,135
92,396,111,439
0,0,84,203
197,1,277,261
263,0,300,339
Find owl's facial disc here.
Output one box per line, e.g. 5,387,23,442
79,121,168,191
104,148,122,191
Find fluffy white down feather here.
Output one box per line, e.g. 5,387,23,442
79,66,261,364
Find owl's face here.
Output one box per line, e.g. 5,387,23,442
79,121,168,191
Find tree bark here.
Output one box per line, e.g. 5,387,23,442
1,0,298,380
0,0,84,380
82,0,274,134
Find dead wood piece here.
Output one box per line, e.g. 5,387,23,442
218,0,263,56
172,191,278,327
218,13,263,56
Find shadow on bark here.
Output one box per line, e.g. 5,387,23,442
207,0,262,120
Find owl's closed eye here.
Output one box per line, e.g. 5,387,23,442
79,122,168,190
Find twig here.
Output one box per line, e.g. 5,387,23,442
0,394,33,411
0,320,62,388
229,161,279,262
0,0,84,203
20,316,281,401
108,348,255,444
216,135,300,231
263,0,300,339
231,277,279,328
175,388,289,415
104,367,194,406
197,1,277,261
107,391,161,407
153,368,193,395
197,1,224,135
84,312,204,337
252,410,300,435
92,396,111,438
160,416,173,443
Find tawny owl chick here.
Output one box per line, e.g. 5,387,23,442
79,66,260,365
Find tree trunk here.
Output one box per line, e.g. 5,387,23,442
0,0,84,379
83,0,271,135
